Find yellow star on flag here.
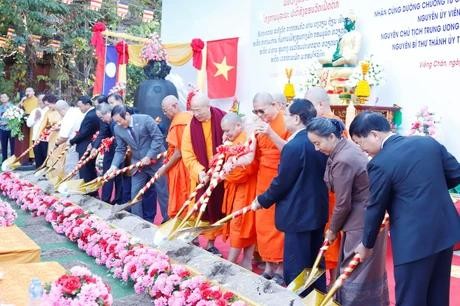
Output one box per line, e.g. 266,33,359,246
214,57,234,80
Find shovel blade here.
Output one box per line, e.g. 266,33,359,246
153,218,195,245
57,179,84,195
1,156,20,171
302,289,340,306
288,268,326,295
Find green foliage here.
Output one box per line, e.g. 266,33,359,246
1,0,163,100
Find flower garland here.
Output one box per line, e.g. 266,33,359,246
42,266,113,306
0,172,247,306
409,105,439,137
0,200,17,227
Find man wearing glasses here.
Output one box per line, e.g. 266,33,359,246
250,92,290,285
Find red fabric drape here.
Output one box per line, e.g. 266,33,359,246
191,38,204,70
115,40,129,65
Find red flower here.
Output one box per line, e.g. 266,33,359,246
129,265,137,274
83,275,97,284
223,291,234,300
58,275,81,295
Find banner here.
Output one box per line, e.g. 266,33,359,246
206,37,238,99
102,45,118,95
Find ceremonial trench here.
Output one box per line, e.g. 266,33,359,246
15,170,305,306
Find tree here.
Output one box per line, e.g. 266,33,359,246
0,0,162,100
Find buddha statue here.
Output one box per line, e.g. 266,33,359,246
319,16,362,67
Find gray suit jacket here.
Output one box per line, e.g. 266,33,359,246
111,114,165,169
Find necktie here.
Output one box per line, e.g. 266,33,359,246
127,126,136,142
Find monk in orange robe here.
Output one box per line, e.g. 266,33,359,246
220,113,257,269
160,96,193,217
305,86,347,283
251,92,289,281
181,93,226,255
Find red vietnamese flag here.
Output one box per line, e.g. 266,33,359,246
206,38,238,99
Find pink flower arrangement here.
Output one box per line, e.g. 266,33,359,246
0,172,247,306
141,32,168,62
42,265,113,306
0,200,17,227
409,106,439,137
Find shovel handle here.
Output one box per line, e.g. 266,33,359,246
102,151,167,183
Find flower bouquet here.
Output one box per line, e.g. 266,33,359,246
42,266,113,306
0,200,17,227
141,33,171,79
1,105,25,140
409,106,439,137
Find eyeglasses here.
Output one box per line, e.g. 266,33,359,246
252,109,265,115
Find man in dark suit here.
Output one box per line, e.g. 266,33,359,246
93,101,123,204
108,105,169,222
69,96,100,183
251,99,329,290
350,111,460,306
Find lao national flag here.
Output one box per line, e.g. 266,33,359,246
102,45,118,95
206,38,238,99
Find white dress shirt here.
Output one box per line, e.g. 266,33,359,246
26,106,48,140
59,107,84,141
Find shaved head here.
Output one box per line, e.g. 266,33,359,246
221,113,243,142
304,87,331,117
190,93,211,122
253,92,274,106
161,95,183,119
191,93,210,108
221,112,242,126
252,92,279,123
161,95,178,108
304,87,330,107
272,93,287,109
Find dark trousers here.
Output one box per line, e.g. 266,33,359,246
121,175,132,203
33,141,48,168
101,153,121,204
77,149,97,183
394,247,453,306
284,227,326,296
0,129,15,161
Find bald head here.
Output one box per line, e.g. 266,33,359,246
272,93,287,109
55,100,70,117
190,93,211,122
221,113,243,142
252,92,279,123
304,87,331,117
191,93,210,108
162,95,183,119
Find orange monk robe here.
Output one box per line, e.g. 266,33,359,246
181,119,221,240
23,96,39,158
322,111,347,270
221,132,257,249
254,111,289,263
166,111,192,217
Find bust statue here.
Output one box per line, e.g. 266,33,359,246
320,17,362,67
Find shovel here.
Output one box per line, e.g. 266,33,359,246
288,240,330,295
56,148,97,194
152,165,216,245
108,165,165,219
1,141,39,171
302,254,361,306
1,125,57,171
41,144,69,177
172,204,255,242
77,152,167,195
